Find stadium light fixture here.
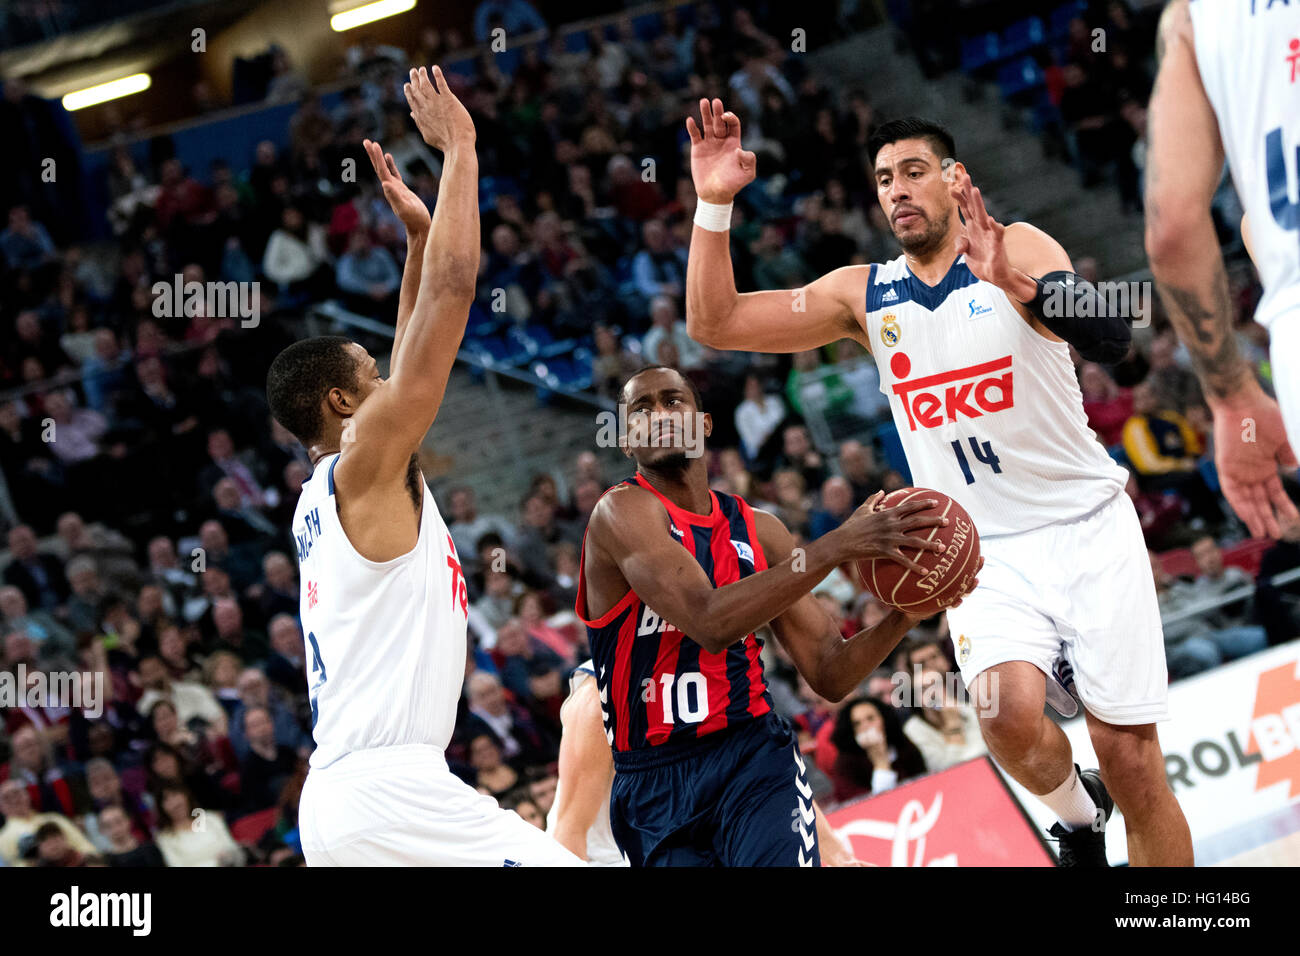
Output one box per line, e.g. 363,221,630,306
330,0,417,32
61,73,152,111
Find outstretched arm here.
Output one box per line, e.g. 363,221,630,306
362,139,430,365
343,66,479,484
1144,1,1297,538
684,98,868,352
549,677,614,861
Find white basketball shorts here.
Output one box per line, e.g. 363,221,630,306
299,744,584,866
946,490,1169,725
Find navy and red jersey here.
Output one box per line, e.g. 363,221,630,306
575,473,774,754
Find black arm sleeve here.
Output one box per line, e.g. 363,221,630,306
1024,271,1132,364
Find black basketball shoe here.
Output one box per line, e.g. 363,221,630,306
1047,766,1114,867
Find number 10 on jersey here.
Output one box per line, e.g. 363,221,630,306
950,436,1001,484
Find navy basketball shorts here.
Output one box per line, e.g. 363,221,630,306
609,713,820,867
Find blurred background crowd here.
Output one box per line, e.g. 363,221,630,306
1,0,1296,866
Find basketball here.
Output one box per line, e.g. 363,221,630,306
856,488,981,617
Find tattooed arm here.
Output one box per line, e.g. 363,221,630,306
1144,0,1298,538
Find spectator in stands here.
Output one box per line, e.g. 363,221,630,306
0,779,95,866
4,525,68,612
136,654,226,729
153,784,243,867
1080,362,1132,447
465,671,553,767
0,204,57,272
734,374,785,463
97,805,166,867
493,617,565,707
335,228,400,313
0,585,74,660
899,637,986,772
641,294,704,370
262,206,331,296
826,696,926,804
1122,381,1221,526
228,667,304,759
468,730,519,798
775,424,829,491
631,220,687,302
236,706,300,816
809,477,856,540
447,485,513,575
1189,536,1268,659
592,323,640,399
264,614,306,697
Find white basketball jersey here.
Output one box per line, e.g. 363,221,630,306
293,453,469,769
545,661,626,867
865,255,1128,536
1190,0,1300,330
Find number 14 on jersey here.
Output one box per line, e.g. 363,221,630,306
951,436,1001,484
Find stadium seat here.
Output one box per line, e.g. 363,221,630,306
1159,548,1199,580
1223,539,1272,578
230,807,280,846
1000,17,1046,58
997,57,1045,101
960,31,1002,74
1049,1,1088,39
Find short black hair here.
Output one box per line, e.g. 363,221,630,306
867,117,956,168
619,365,704,410
266,336,359,445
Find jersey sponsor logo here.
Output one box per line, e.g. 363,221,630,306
307,580,319,609
294,507,323,563
889,351,1015,431
1289,37,1299,83
967,297,994,318
446,534,468,617
732,539,755,565
669,523,685,539
637,604,681,638
881,313,900,347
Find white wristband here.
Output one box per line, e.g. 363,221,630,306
693,199,733,232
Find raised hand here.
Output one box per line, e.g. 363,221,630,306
685,98,757,204
949,167,1016,290
1211,387,1299,539
363,139,430,235
404,65,475,153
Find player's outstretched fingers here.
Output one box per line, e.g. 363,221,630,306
889,549,931,576
686,115,701,143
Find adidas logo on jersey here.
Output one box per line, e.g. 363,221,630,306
882,287,899,303
890,352,1015,431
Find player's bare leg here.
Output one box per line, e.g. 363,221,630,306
971,661,1074,793
1085,713,1193,866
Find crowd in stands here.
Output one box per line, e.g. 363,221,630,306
0,0,1297,865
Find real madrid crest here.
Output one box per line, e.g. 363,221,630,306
880,314,900,348
957,633,972,666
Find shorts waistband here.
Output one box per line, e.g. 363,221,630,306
612,713,771,772
311,743,447,774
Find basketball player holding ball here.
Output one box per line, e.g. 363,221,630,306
685,103,1193,866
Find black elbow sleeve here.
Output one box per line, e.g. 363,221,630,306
1025,271,1132,364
